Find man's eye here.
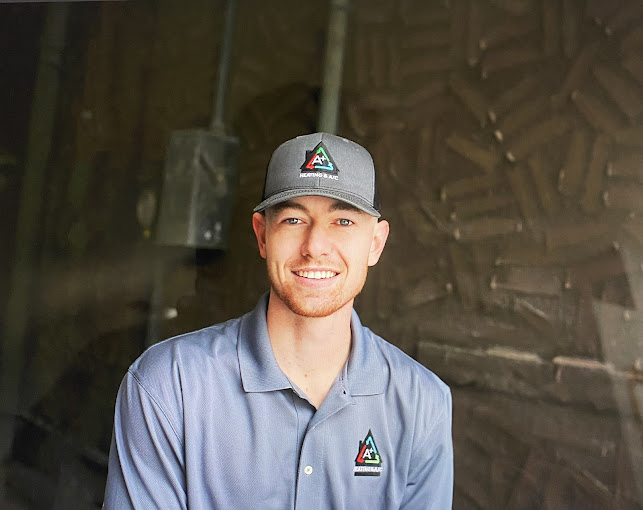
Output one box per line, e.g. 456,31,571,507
337,218,353,226
284,218,301,225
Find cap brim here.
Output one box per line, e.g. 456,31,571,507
253,188,381,218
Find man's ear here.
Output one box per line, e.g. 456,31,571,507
252,212,267,259
367,219,389,266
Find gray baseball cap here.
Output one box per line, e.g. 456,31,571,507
253,132,380,217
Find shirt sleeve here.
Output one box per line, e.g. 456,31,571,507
103,370,187,509
400,386,454,510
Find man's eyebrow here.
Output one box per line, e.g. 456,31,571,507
268,200,308,215
329,200,364,214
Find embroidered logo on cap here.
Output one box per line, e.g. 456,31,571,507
354,429,383,476
300,142,339,180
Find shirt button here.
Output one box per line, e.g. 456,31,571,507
304,465,313,475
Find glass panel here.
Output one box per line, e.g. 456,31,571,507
1,0,641,508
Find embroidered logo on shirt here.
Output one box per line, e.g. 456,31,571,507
300,142,339,180
354,429,383,476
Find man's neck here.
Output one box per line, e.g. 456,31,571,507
266,292,353,408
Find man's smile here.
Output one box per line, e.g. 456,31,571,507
294,270,338,280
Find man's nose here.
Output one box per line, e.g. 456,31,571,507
301,224,331,259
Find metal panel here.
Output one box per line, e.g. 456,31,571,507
156,130,239,249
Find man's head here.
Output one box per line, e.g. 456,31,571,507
252,133,389,318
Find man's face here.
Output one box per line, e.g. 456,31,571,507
252,196,389,318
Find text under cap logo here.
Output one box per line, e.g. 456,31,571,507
300,142,339,179
354,429,383,476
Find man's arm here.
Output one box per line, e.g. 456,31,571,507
401,387,454,509
103,371,187,509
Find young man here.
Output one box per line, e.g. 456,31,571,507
103,133,453,509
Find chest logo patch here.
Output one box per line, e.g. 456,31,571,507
354,429,383,476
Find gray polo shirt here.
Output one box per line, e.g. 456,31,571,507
103,294,453,509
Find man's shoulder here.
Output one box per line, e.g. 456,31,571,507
364,326,450,397
129,314,245,383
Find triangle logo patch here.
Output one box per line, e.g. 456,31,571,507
354,429,383,476
300,142,339,176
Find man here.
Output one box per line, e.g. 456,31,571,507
103,133,453,509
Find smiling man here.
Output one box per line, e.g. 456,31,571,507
103,133,453,509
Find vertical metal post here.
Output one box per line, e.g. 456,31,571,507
318,0,350,134
210,0,238,135
0,2,69,473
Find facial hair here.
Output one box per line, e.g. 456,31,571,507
268,261,369,318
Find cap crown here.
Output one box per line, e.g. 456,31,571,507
254,133,380,217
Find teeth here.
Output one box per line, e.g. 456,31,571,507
296,270,337,279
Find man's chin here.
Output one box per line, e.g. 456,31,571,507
285,298,343,318
272,288,347,318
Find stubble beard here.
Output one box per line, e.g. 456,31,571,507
268,265,368,318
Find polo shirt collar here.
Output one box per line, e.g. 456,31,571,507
343,309,386,395
238,294,291,392
238,293,386,396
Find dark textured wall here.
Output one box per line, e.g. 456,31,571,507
2,0,642,508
